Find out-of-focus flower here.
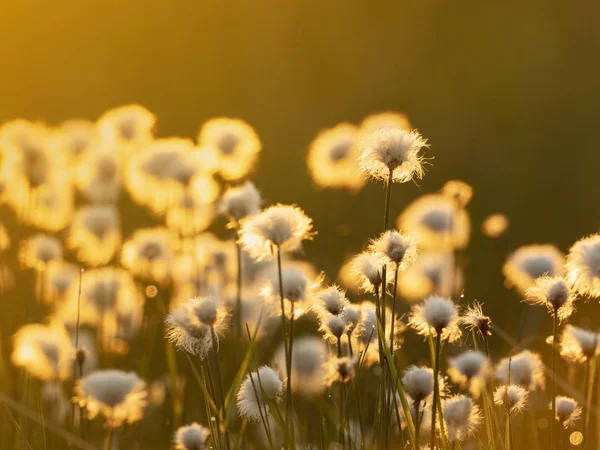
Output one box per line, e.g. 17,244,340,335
358,128,428,183
122,227,178,284
43,261,79,304
275,336,327,397
174,423,211,450
493,385,529,415
554,396,582,429
28,184,74,232
237,366,282,421
11,323,74,381
566,234,600,299
219,181,262,225
55,119,98,162
166,191,215,238
481,214,509,238
97,104,156,146
525,276,575,323
312,285,349,319
307,123,365,192
74,369,147,428
397,251,459,302
41,381,71,423
68,205,121,266
496,350,545,391
75,142,122,204
369,230,418,270
324,356,355,385
442,395,482,443
559,325,600,364
354,301,392,365
408,295,462,343
19,234,63,271
460,301,492,337
238,204,314,261
402,366,434,405
198,117,261,181
503,244,565,295
398,194,470,251
441,180,473,207
447,351,490,397
357,112,411,144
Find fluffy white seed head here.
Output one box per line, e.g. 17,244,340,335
560,325,600,363
238,204,314,260
351,251,388,293
174,423,211,450
493,385,529,415
275,337,327,397
442,395,482,442
324,356,356,385
369,230,418,268
74,370,147,428
358,128,428,183
503,244,565,295
566,234,600,298
340,304,360,334
447,351,489,396
402,366,434,403
219,181,261,223
554,396,582,429
237,366,283,421
314,285,349,317
496,350,545,390
525,276,575,323
460,301,492,336
320,314,346,341
408,295,461,342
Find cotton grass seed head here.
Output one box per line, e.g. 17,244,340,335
275,337,327,397
525,276,575,323
12,323,74,381
559,325,600,363
319,314,346,341
237,366,282,421
350,251,389,293
68,205,121,267
554,396,582,429
460,301,492,336
447,351,490,396
503,244,565,295
441,180,473,207
219,181,262,223
369,230,418,268
566,234,600,298
493,385,529,415
442,395,482,443
313,284,349,318
307,122,365,192
398,194,470,251
402,366,434,404
238,204,314,261
496,350,545,390
324,356,356,385
358,128,428,183
75,369,147,428
19,234,63,271
408,295,461,343
174,423,211,450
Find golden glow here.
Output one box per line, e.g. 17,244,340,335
68,205,122,266
482,213,509,238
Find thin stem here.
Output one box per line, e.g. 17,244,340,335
584,339,597,439
551,309,559,450
383,169,393,231
210,326,231,450
347,332,353,357
103,428,113,450
235,239,243,339
414,401,421,450
390,262,399,353
288,309,296,450
431,333,442,450
276,246,291,449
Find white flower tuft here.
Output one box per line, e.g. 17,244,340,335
313,285,349,317
174,422,211,450
560,324,600,363
566,234,600,298
369,230,418,268
442,395,482,442
408,295,461,343
219,181,261,223
237,366,282,421
402,366,434,403
554,396,582,429
493,385,529,415
495,350,545,391
447,351,489,396
503,244,565,295
525,276,575,323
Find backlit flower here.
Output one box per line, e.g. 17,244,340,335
503,244,565,295
566,234,600,298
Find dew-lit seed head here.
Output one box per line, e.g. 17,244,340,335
275,337,327,397
369,230,418,268
408,295,461,342
314,285,349,317
340,304,360,334
320,314,346,341
525,276,575,323
461,301,492,336
351,251,388,293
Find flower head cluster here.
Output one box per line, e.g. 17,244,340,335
275,337,327,397
481,213,509,238
441,180,473,207
358,128,428,183
238,204,314,261
74,369,147,428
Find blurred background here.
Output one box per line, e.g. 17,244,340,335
1,0,600,446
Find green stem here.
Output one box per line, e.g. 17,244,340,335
210,326,230,450
383,169,393,231
551,309,558,450
414,401,421,450
103,428,113,450
276,246,291,450
431,333,442,450
235,240,243,340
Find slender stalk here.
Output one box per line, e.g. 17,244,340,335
103,428,113,450
347,332,353,357
210,326,231,450
276,246,291,449
71,268,84,436
383,169,393,231
414,401,421,450
551,309,559,450
203,360,222,450
247,368,274,449
288,309,296,450
584,339,597,439
235,239,243,339
390,262,399,352
431,333,442,450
